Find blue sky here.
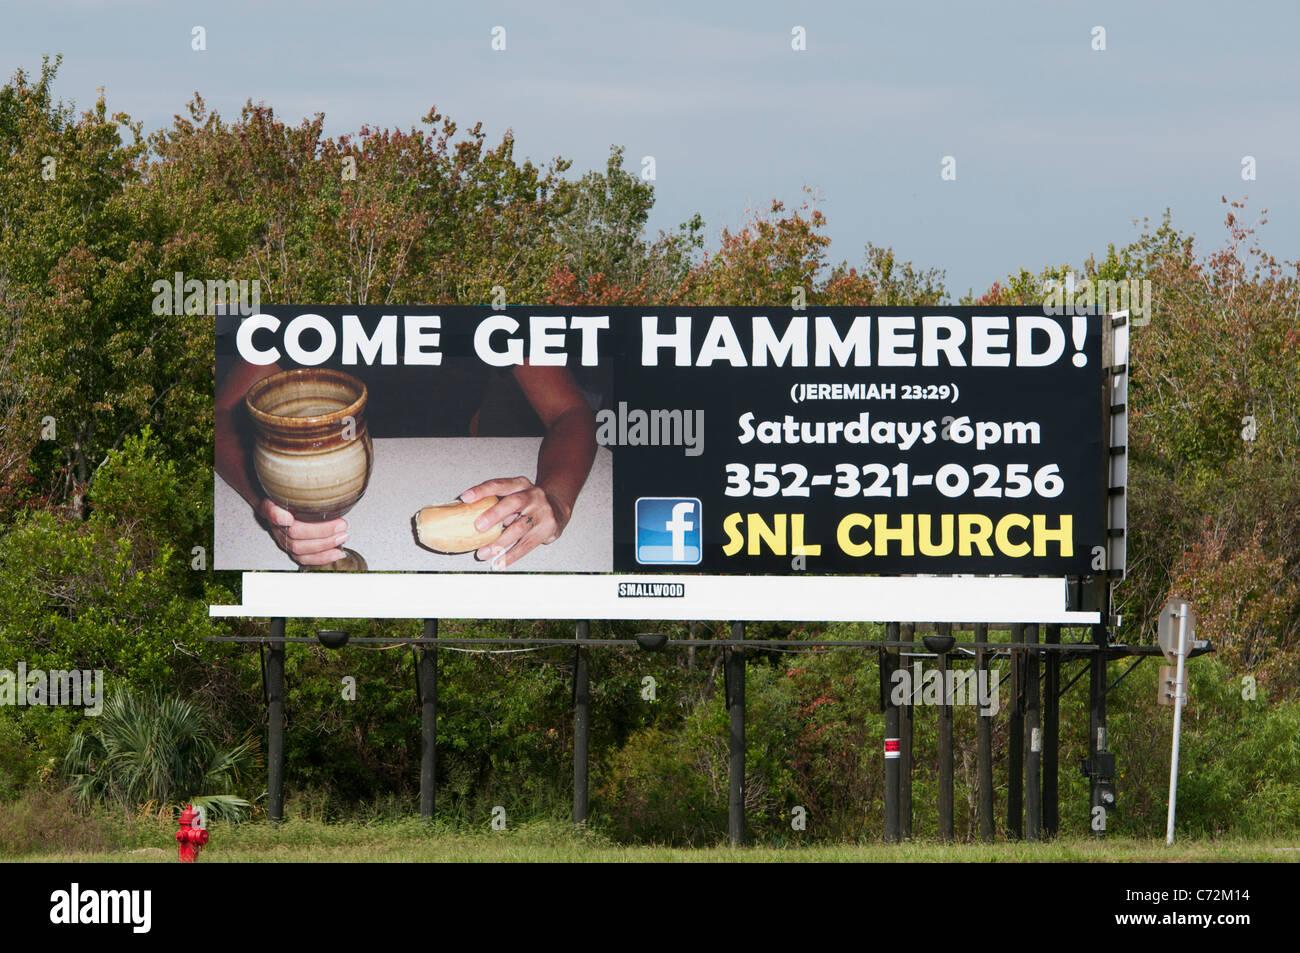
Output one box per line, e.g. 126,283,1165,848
7,0,1298,296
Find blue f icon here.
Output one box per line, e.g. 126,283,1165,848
635,498,702,565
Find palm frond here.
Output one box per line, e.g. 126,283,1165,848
61,688,260,819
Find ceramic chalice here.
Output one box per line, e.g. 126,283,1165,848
244,368,373,571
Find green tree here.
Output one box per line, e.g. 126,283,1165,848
544,145,703,305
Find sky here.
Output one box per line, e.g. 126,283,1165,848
6,0,1298,297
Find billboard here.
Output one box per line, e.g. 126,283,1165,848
214,307,1105,578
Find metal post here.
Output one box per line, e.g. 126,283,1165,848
1089,622,1109,837
975,623,994,843
899,622,915,840
937,622,953,843
1006,623,1023,840
267,618,286,824
1165,606,1190,845
1024,623,1041,841
882,622,900,843
573,620,590,825
727,620,746,847
419,619,437,820
1043,623,1061,837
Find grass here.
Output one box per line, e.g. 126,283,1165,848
9,816,1300,862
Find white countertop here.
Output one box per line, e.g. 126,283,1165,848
215,438,613,572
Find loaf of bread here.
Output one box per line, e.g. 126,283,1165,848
413,496,505,553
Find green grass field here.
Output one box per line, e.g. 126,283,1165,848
13,819,1300,862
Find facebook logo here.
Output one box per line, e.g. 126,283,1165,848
635,497,703,565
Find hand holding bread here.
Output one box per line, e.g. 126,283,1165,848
413,476,571,568
412,496,506,553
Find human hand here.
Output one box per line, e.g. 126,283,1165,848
460,476,571,569
256,499,349,566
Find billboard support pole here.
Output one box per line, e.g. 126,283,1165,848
573,620,590,825
975,623,994,843
1043,623,1061,837
937,622,954,843
1025,623,1042,841
267,617,286,824
882,622,900,843
1006,623,1024,840
419,619,437,820
1089,622,1109,837
899,622,915,839
727,621,746,847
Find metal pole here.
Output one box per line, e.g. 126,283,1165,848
574,620,590,825
1089,622,1109,837
267,618,286,824
419,619,437,820
1006,623,1023,840
975,623,994,843
728,620,746,847
1043,623,1061,837
937,622,953,843
899,622,915,840
1024,623,1041,841
882,622,900,843
1165,606,1190,845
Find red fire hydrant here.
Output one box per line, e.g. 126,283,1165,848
175,804,209,862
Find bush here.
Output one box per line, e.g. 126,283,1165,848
0,786,111,856
64,689,258,820
0,716,39,799
1105,655,1300,838
595,634,863,842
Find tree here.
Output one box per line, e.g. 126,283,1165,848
544,145,703,306
0,58,190,519
675,192,832,306
673,191,945,308
1123,202,1300,693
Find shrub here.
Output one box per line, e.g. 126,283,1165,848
64,689,258,820
0,786,111,856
